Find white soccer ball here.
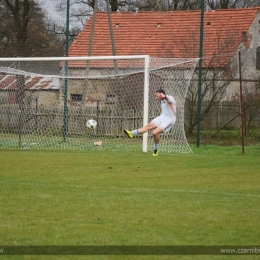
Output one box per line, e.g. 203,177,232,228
86,119,97,129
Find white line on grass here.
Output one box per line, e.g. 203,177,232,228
1,181,260,198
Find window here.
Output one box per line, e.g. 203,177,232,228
105,94,116,104
256,46,260,70
71,94,82,102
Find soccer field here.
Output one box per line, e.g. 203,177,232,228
0,146,260,259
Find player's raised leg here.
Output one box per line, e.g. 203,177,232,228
124,121,157,139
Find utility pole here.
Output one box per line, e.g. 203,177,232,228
196,0,205,147
62,0,70,141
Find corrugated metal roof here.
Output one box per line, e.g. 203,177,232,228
0,75,59,90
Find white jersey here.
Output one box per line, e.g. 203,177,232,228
160,95,176,123
152,95,177,133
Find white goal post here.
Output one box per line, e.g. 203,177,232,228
0,55,198,153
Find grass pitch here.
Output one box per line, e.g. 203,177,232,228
0,146,260,259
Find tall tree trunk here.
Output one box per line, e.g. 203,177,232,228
5,0,30,56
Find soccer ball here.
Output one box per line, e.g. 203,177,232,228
86,119,97,129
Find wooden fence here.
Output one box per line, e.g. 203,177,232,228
0,102,259,137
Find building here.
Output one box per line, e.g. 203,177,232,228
68,7,260,102
1,7,260,106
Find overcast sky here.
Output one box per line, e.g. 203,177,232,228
38,0,87,28
38,0,66,22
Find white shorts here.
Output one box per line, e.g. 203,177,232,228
152,116,175,133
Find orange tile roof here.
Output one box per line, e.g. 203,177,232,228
69,8,260,67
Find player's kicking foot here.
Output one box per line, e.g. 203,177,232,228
153,150,158,156
124,129,133,139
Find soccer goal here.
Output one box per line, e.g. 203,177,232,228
0,55,198,153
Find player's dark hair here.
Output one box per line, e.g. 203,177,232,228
156,89,165,95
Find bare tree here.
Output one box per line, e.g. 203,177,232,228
185,68,237,134
0,0,65,57
243,82,260,133
173,30,240,134
228,79,260,134
206,0,260,9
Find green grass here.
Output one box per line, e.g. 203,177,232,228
187,129,260,146
0,146,260,259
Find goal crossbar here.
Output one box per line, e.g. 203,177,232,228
0,55,198,153
0,55,150,61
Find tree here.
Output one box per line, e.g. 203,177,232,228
242,82,260,134
173,30,240,134
228,79,260,134
0,0,30,57
54,0,93,44
185,66,236,134
0,0,65,57
206,0,260,9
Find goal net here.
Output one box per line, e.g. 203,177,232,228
0,56,198,153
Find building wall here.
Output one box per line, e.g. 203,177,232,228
226,11,260,99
